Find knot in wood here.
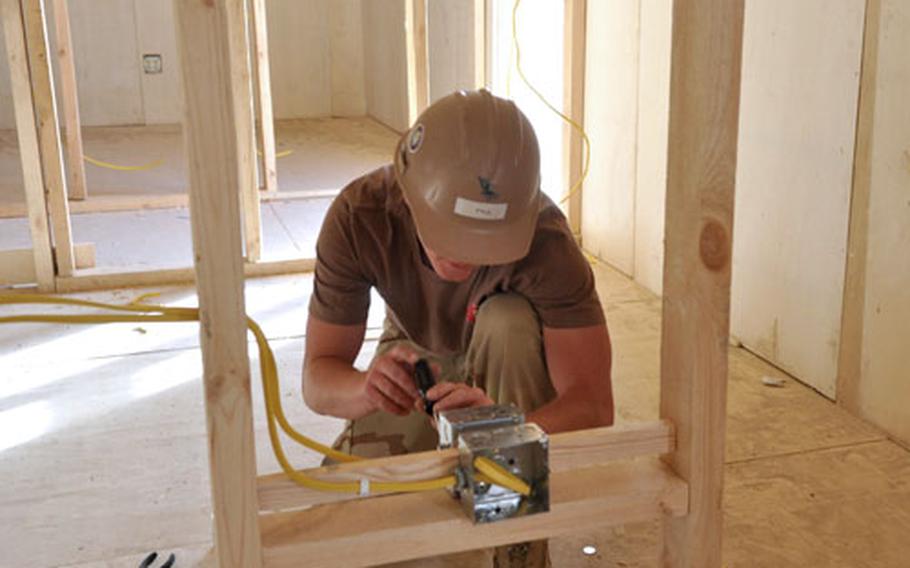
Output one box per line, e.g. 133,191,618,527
699,220,729,271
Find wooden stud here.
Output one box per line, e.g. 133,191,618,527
473,0,486,88
405,0,429,124
225,0,262,263
249,0,277,193
258,420,674,512
21,0,76,277
659,1,744,566
836,0,880,413
0,242,94,286
562,0,586,237
50,0,87,202
259,459,687,568
1,0,54,291
173,1,262,566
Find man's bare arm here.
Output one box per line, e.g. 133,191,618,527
303,316,421,420
526,323,614,433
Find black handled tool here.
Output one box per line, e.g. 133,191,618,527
414,358,436,415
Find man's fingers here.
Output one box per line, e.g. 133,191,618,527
373,371,416,409
374,357,420,398
365,383,409,415
426,381,461,400
385,345,420,367
433,386,489,412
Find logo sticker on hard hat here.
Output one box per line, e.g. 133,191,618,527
407,124,425,154
478,176,498,200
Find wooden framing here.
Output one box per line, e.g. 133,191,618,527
249,0,278,193
1,0,54,292
659,0,744,565
50,0,87,201
174,1,262,566
473,0,487,88
171,0,744,565
21,0,76,277
0,242,94,286
405,0,429,124
226,0,262,263
562,0,586,236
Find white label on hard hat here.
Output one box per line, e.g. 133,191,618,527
454,197,508,221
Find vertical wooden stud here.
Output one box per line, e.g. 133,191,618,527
405,0,429,123
659,0,744,566
226,0,262,262
22,0,75,276
249,0,277,193
473,0,486,89
1,0,54,291
562,0,586,237
173,1,263,566
50,0,87,202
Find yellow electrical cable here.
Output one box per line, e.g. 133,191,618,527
509,0,591,206
474,456,531,496
0,294,540,497
84,155,165,172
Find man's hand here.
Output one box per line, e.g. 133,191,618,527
363,346,421,416
424,382,493,413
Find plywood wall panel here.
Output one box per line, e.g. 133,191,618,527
854,0,910,445
730,0,865,398
133,0,181,125
427,0,474,104
266,0,332,119
362,0,408,132
329,0,366,117
580,0,639,275
632,0,671,296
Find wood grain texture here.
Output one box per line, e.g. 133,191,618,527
22,0,74,276
1,0,54,291
258,420,674,512
226,0,261,262
405,0,429,124
260,458,687,568
659,1,744,566
562,0,586,236
249,0,277,193
173,0,262,566
0,241,93,285
50,0,86,201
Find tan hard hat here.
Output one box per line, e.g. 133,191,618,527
393,89,541,266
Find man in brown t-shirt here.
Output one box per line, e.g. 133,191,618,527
303,90,613,566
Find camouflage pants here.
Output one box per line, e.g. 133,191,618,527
331,294,554,568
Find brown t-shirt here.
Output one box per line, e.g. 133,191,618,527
309,165,604,355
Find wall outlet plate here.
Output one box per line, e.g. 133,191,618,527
143,54,162,74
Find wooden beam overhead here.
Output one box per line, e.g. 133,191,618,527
659,0,745,566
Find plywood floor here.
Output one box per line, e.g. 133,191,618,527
1,263,908,567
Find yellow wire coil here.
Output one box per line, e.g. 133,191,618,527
0,293,535,497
